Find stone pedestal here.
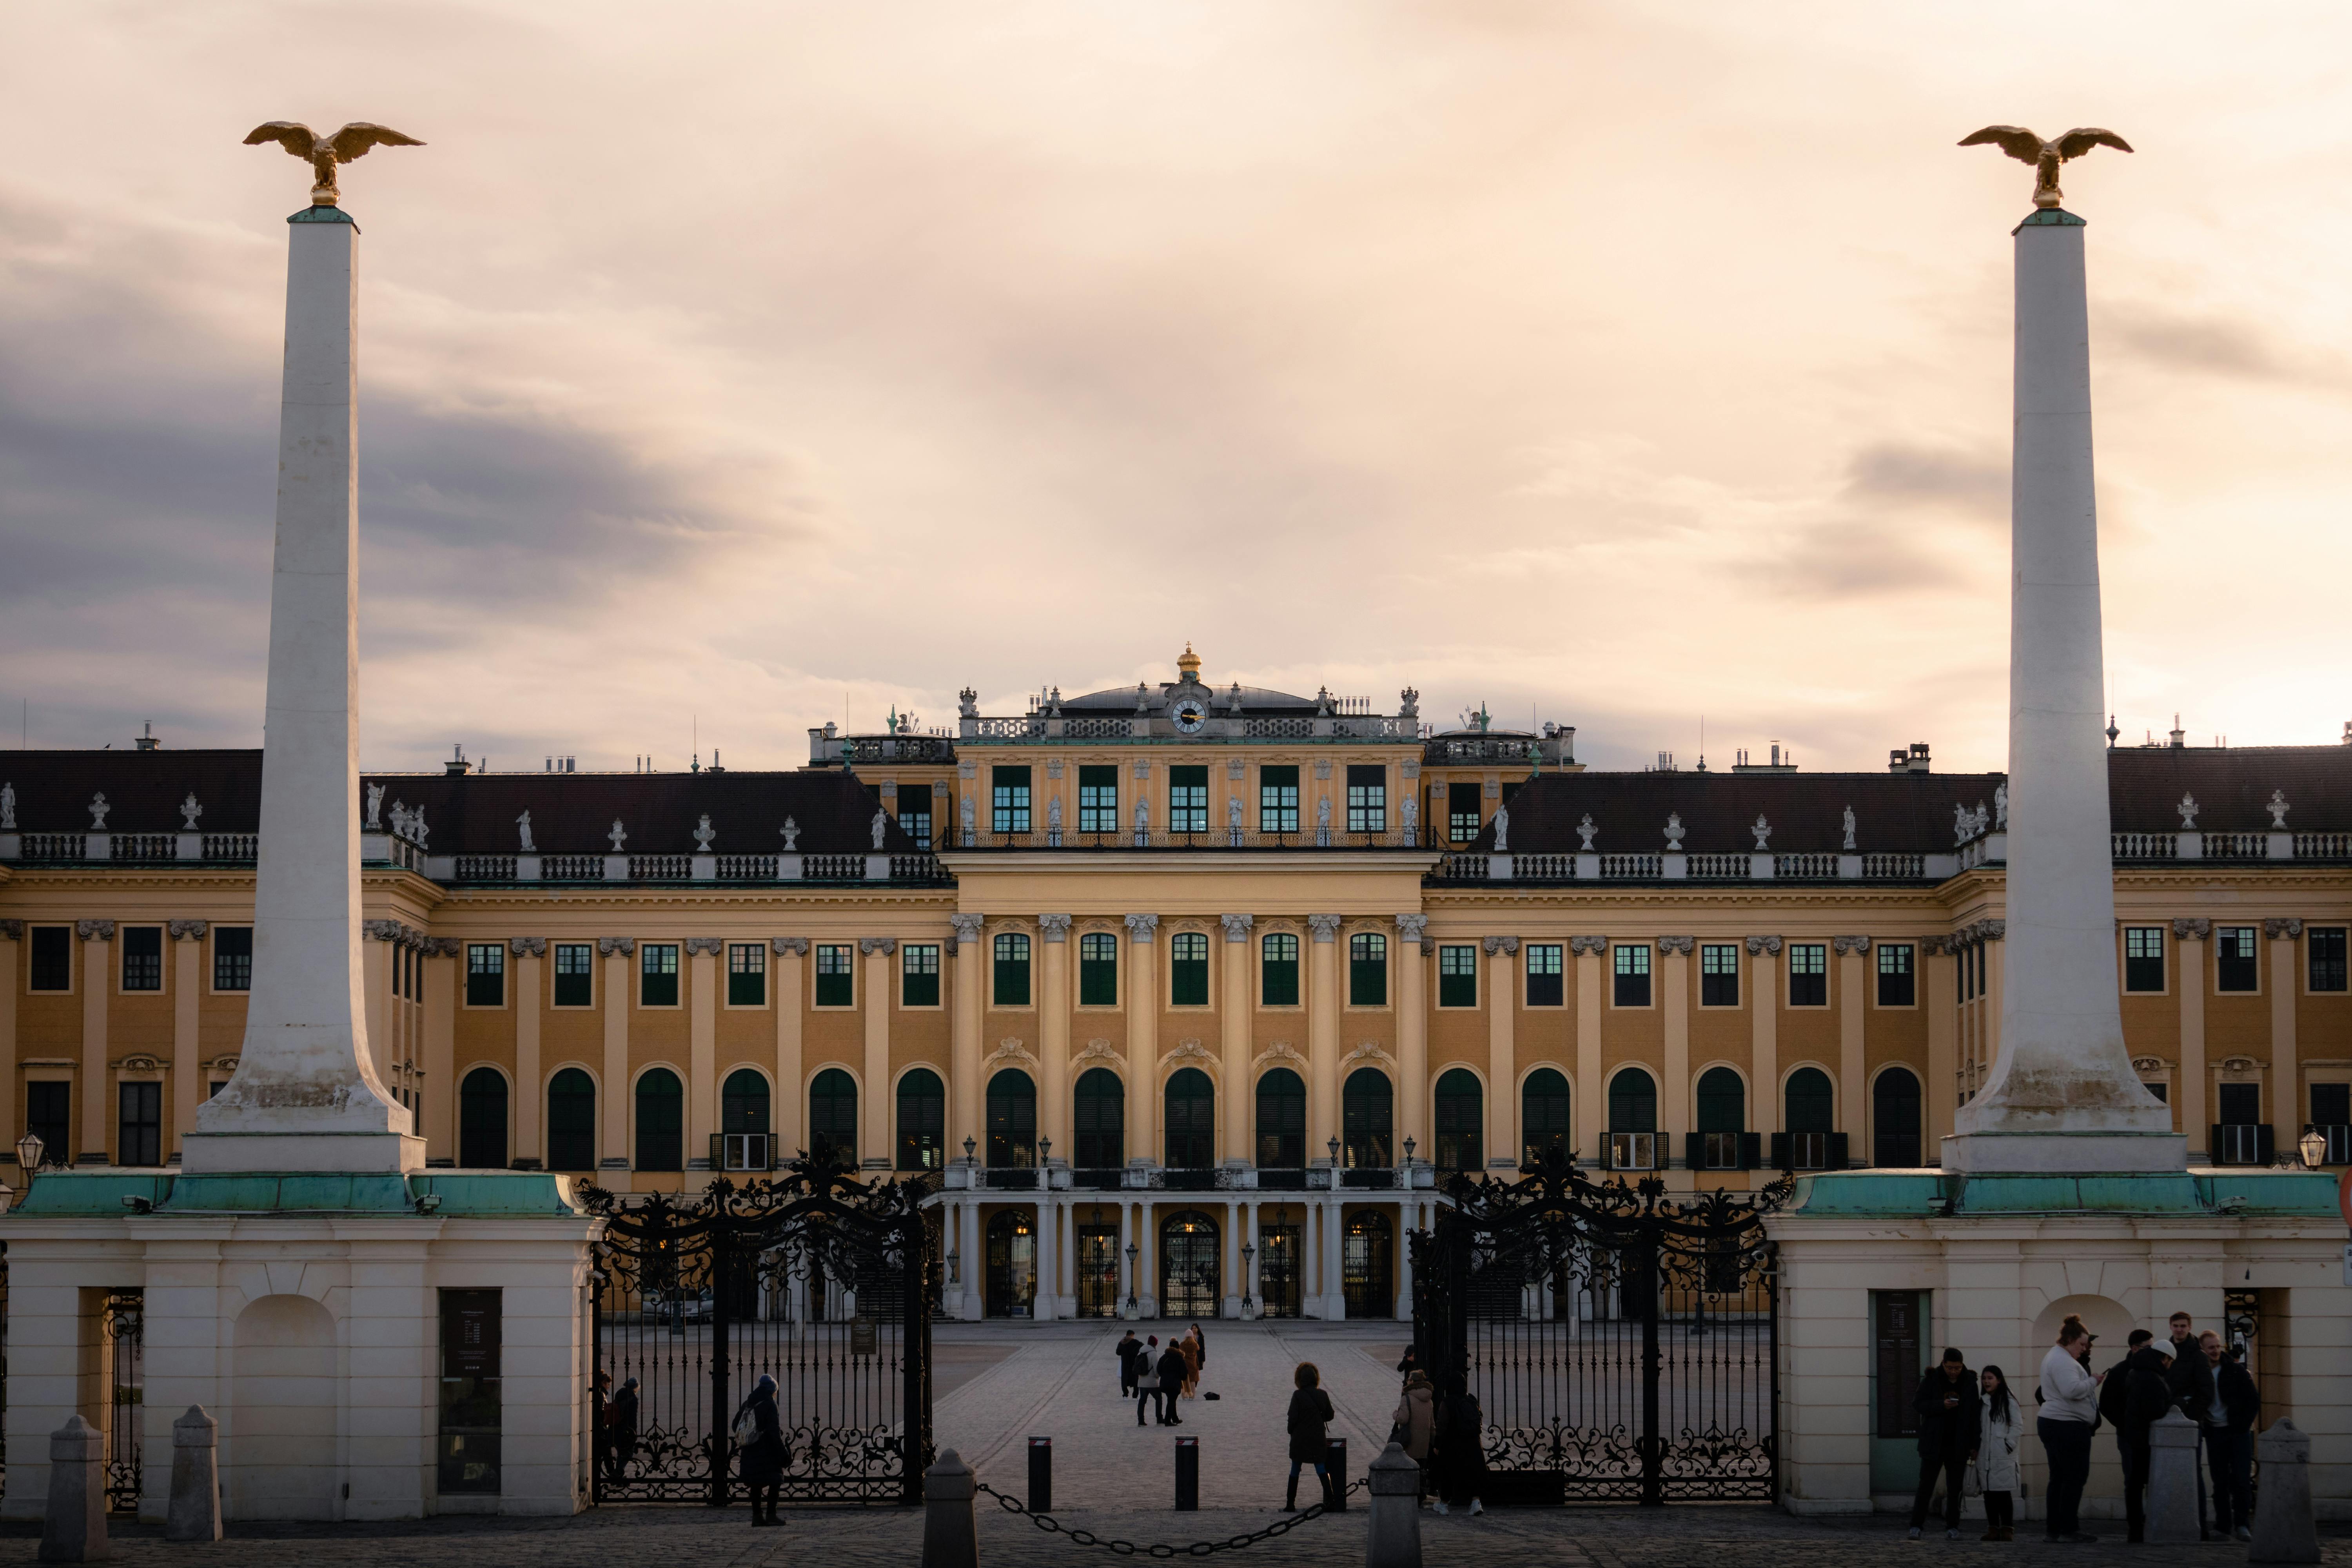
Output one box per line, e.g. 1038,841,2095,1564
1365,1441,1425,1568
921,1450,978,1568
2143,1408,2200,1543
2253,1419,2321,1563
166,1405,223,1542
38,1415,106,1563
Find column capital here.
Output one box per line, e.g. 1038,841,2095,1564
2172,918,2210,941
0,919,20,941
682,936,722,956
1656,935,1695,955
1568,935,1608,956
428,937,461,958
2264,918,2304,940
1039,914,1073,942
1394,914,1427,948
168,919,210,942
511,936,550,957
1480,935,1519,956
1743,935,1782,956
1125,913,1160,942
1219,914,1254,943
1308,914,1342,944
858,937,899,957
597,936,637,957
76,919,116,942
1831,935,1871,956
949,914,984,947
772,935,809,956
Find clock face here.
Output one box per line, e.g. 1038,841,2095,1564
1172,699,1207,733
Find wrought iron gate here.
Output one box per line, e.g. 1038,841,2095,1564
583,1158,935,1506
1410,1147,1788,1505
104,1289,143,1514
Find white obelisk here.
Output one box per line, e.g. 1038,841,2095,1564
1945,203,2181,1173
184,201,420,1173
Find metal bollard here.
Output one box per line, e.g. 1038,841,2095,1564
1028,1436,1052,1514
1325,1436,1348,1511
1174,1435,1199,1511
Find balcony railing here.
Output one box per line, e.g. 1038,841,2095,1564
2296,833,2352,860
2112,832,2177,860
628,855,692,880
1863,852,1924,878
542,854,603,880
204,833,260,862
1775,853,1838,880
2205,832,2268,860
1600,854,1662,879
1255,1167,1308,1191
953,828,1419,851
456,855,515,881
1686,853,1747,877
112,833,177,862
20,833,85,859
716,855,777,879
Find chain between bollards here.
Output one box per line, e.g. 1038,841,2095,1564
973,1475,1367,1557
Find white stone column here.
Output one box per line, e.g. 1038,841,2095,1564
1040,916,1073,1158
687,939,719,1167
1033,1198,1056,1322
1949,204,2175,1171
190,208,414,1174
859,938,895,1166
595,939,631,1172
1221,1197,1241,1318
1244,1197,1261,1313
1749,938,1781,1132
1308,916,1341,1160
960,1198,982,1322
1574,937,1605,1157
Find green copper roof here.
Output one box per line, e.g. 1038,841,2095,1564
288,205,357,227
1784,1167,2339,1219
2014,208,2087,233
7,1169,584,1217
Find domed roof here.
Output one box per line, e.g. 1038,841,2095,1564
1060,681,1317,712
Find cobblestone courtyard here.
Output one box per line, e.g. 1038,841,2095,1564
3,1322,2336,1566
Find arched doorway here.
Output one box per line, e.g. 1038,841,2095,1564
1520,1068,1568,1167
1075,1201,1121,1318
1607,1066,1658,1170
1255,1068,1305,1174
1696,1066,1748,1170
546,1068,595,1172
1073,1068,1125,1174
809,1068,857,1168
1873,1067,1922,1168
227,1294,338,1518
1437,1068,1484,1173
635,1068,683,1171
458,1067,507,1169
1343,1211,1394,1319
1160,1209,1220,1318
1164,1068,1214,1172
987,1069,1037,1169
721,1068,770,1171
986,1209,1036,1318
1782,1067,1836,1171
1342,1068,1392,1170
1255,1202,1303,1318
897,1067,946,1171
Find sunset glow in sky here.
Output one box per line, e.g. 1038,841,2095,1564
4,3,2348,773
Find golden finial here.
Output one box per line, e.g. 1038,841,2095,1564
1959,125,2131,209
1177,642,1201,678
244,121,425,206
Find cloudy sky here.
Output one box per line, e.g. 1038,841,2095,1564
3,2,2348,775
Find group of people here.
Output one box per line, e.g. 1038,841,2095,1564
1118,1323,1209,1425
1388,1353,1490,1517
1913,1310,2261,1545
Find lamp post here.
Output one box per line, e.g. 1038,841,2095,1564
947,1247,960,1286
1124,1241,1140,1314
964,1135,978,1163
1328,1135,1342,1167
2299,1127,2329,1169
16,1130,45,1176
1241,1241,1257,1318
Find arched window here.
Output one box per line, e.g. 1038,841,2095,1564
1164,1067,1214,1169
635,1068,683,1171
1695,1066,1746,1170
1435,1068,1483,1174
459,1067,507,1169
1520,1068,1569,1167
986,1069,1037,1168
1342,1068,1392,1169
1781,1065,1837,1172
809,1067,858,1169
722,1069,769,1134
1607,1066,1657,1171
1873,1067,1922,1168
897,1068,946,1171
1073,1068,1124,1172
1256,1068,1306,1169
546,1068,595,1172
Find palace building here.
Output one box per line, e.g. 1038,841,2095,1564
2,648,2347,1322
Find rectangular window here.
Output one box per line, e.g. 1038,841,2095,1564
2312,927,2348,993
438,1287,503,1497
466,943,506,1007
902,943,940,1007
2216,926,2259,993
120,926,162,992
814,944,853,1007
1078,765,1120,834
727,943,767,1006
1259,765,1300,834
2218,1081,2260,1128
1260,932,1300,1007
1078,931,1118,1005
26,1082,70,1165
118,1081,162,1167
553,943,593,1007
895,795,932,849
29,926,71,992
1438,944,1478,1007
212,926,254,992
1345,764,1387,833
2312,1086,2352,1165
1350,932,1388,1007
2124,926,2165,993
994,932,1031,1007
1700,943,1740,1007
1524,944,1564,1007
1877,944,1915,1007
1448,782,1483,843
639,943,680,1007
1169,765,1209,834
991,764,1032,833
1788,943,1828,1007
1612,944,1651,1007
1170,931,1209,1005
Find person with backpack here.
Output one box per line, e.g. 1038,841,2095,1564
1431,1373,1487,1517
2210,1334,2260,1542
1390,1369,1436,1501
1977,1365,2023,1541
1134,1334,1161,1426
2116,1340,2179,1543
732,1372,789,1527
2036,1315,2102,1543
1907,1348,1982,1541
1285,1361,1337,1511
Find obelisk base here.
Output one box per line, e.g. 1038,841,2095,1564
180,1129,425,1174
1940,1130,2187,1174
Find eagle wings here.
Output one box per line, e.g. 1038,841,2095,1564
243,121,425,204
1960,125,2131,208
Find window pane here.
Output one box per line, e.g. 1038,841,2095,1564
992,765,1032,833
986,1069,1037,1167
728,943,767,1006
1169,766,1209,834
1342,1067,1392,1167
2312,929,2348,993
118,1081,162,1166
897,1067,946,1170
1700,943,1740,1007
1163,1067,1214,1168
1259,766,1300,834
994,932,1032,1007
1696,1067,1744,1134
2124,927,2165,993
29,927,72,992
1438,944,1477,1007
1448,782,1483,843
1074,1067,1125,1169
1785,1068,1834,1133
635,1069,683,1170
2216,927,2258,992
459,1068,508,1169
808,1068,857,1168
815,944,853,1007
639,943,679,1007
1078,932,1118,1005
1078,765,1120,834
1788,943,1828,1007
1262,933,1299,1007
902,943,940,1007
1350,932,1388,1007
1612,944,1651,1007
1345,764,1387,833
553,942,593,1006
1524,944,1563,1007
895,794,933,849
1517,1069,1565,1167
212,926,254,992
1171,931,1209,1005
1608,1069,1657,1132
27,1082,71,1165
547,1069,597,1171
1256,1068,1305,1168
121,927,162,992
1876,944,1915,1007
466,943,506,1007
1436,1067,1485,1172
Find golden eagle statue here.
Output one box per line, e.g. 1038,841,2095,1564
243,121,425,206
1960,126,2131,209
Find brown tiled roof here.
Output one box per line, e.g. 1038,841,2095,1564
0,751,912,855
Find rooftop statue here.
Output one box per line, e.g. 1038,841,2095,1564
243,121,426,206
1959,125,2131,209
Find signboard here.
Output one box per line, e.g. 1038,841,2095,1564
850,1316,878,1358
443,1289,501,1379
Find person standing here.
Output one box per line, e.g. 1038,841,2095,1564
1286,1361,1337,1511
2117,1340,2179,1543
2210,1334,2259,1542
1116,1330,1142,1397
1907,1348,1982,1541
2036,1316,2102,1543
607,1376,641,1486
1191,1320,1207,1372
1157,1336,1190,1425
2167,1312,2218,1539
1431,1374,1486,1517
1390,1370,1436,1503
733,1373,788,1527
1134,1334,1161,1427
1180,1328,1202,1398
1976,1366,2022,1541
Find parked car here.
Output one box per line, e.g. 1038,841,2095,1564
646,1288,714,1325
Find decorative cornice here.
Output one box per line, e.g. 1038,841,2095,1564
1219,913,1254,943
363,919,402,943
1568,935,1608,956
1307,914,1343,943
1340,1040,1395,1071
984,1038,1038,1072
1920,935,1955,956
1394,913,1428,949
858,937,898,956
1744,935,1782,956
682,937,723,956
2172,917,2211,941
77,919,116,942
429,938,462,958
1161,1037,1217,1071
2130,1056,2167,1073
1481,935,1519,956
772,936,809,957
2265,918,2305,941
597,936,637,957
1655,935,1695,955
1832,935,1872,956
949,914,984,946
1252,1041,1308,1074
0,920,21,942
168,919,209,942
1125,913,1160,942
113,1054,162,1073
1038,914,1073,943
1074,1039,1124,1073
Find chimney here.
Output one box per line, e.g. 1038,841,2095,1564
135,721,160,752
445,744,470,777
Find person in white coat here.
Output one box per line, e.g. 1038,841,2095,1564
1978,1365,2023,1541
2037,1314,2103,1543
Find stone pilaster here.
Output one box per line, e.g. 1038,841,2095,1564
1218,915,1252,1165
1483,936,1518,1167
951,916,984,1159
78,920,112,1163
773,937,807,1158
1124,915,1159,1163
1039,916,1073,1159
1395,915,1428,1160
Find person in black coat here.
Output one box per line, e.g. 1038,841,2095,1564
1156,1339,1189,1425
2167,1313,2219,1537
735,1373,789,1527
2116,1343,2179,1543
607,1376,640,1484
1433,1374,1488,1515
1116,1330,1142,1397
1285,1361,1338,1511
2210,1338,2260,1541
1907,1349,1983,1539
